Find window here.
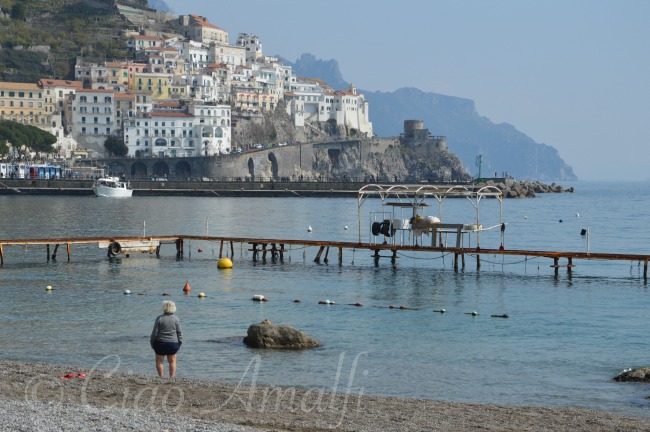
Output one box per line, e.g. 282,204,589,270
81,127,86,134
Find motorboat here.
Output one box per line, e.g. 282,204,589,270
92,177,132,198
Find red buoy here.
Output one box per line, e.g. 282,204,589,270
183,281,191,293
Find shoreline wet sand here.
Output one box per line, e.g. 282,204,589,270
1,359,649,431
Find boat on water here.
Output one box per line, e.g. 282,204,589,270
92,177,132,198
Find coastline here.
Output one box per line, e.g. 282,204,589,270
0,178,571,198
1,358,648,431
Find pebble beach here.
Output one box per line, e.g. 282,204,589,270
1,359,649,431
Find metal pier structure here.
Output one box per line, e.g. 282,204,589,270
1,234,650,281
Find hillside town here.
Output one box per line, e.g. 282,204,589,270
0,6,373,163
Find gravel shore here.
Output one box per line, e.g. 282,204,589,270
1,359,649,431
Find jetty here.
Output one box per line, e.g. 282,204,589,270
1,234,650,281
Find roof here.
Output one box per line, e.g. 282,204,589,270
143,47,178,52
105,62,128,68
38,79,83,89
131,35,164,41
334,90,358,97
77,88,115,93
114,93,135,100
189,14,225,31
149,111,193,118
0,82,40,90
157,101,183,107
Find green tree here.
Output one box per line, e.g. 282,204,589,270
0,120,56,156
104,136,128,157
0,139,9,158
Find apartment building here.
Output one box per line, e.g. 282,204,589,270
123,102,231,157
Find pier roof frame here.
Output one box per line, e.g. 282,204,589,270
357,184,503,244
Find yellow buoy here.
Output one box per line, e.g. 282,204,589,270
217,257,233,269
198,292,206,298
45,285,53,291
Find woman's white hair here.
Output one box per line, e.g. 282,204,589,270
163,300,176,314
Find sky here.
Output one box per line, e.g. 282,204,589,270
161,0,650,181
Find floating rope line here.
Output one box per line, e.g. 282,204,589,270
396,251,453,261
466,254,540,266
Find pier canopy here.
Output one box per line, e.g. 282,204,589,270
357,184,503,247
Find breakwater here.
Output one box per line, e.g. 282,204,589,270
0,178,572,198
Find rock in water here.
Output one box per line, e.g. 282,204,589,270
613,367,650,382
243,319,320,349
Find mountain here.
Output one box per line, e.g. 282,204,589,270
282,54,577,181
148,0,172,12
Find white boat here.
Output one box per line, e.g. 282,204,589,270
92,177,132,198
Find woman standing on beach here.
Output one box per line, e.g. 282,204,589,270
150,300,182,379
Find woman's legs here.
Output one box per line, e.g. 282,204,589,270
155,354,165,377
167,354,177,378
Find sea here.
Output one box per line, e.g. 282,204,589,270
1,180,650,417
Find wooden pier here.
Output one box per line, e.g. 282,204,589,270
1,234,650,281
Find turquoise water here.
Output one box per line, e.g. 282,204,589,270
1,181,650,416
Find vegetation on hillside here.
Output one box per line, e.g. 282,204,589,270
0,0,155,81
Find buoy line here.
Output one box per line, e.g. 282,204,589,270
466,254,540,266
396,251,454,261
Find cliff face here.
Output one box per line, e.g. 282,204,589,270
310,138,471,183
232,108,471,182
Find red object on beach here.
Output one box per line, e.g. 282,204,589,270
77,373,86,378
198,248,203,252
60,373,75,379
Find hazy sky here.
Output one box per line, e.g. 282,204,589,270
162,0,649,181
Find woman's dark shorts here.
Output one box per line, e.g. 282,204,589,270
153,341,181,356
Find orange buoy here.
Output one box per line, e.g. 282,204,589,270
183,281,191,293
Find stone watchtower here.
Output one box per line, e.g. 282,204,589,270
402,120,447,150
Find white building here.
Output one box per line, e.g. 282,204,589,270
123,102,231,158
128,35,165,52
237,33,263,64
285,83,372,136
324,86,372,136
70,89,116,137
171,40,211,73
